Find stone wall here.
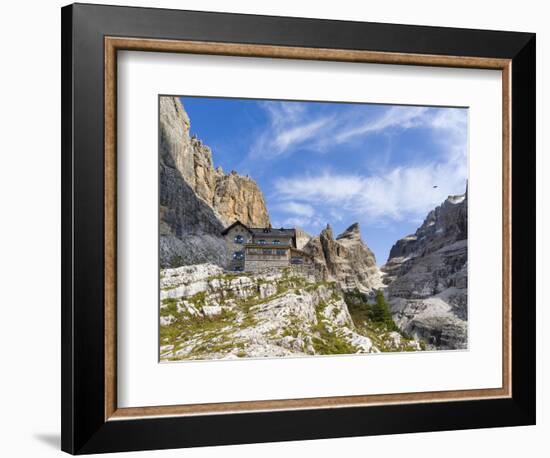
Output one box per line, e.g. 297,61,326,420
245,256,290,272
288,263,324,282
223,225,251,270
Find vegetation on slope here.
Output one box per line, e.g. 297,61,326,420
344,289,425,352
160,267,424,361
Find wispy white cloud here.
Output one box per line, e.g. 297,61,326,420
274,118,330,153
273,216,324,230
428,108,468,165
249,102,464,159
430,107,468,132
358,162,467,220
275,201,315,218
271,201,324,230
332,106,428,145
275,173,365,204
249,102,333,159
273,160,466,225
255,101,468,228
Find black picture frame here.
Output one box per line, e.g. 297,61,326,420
61,3,536,454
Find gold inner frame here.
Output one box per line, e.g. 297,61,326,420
104,37,512,421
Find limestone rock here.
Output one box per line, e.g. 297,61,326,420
159,97,271,267
212,172,270,227
159,96,193,184
159,231,228,271
294,227,312,250
159,264,379,360
382,191,468,350
160,96,269,228
161,263,224,299
303,223,383,292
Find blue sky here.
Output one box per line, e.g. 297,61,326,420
180,96,468,264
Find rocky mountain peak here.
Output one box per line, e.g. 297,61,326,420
382,190,468,349
160,96,270,231
159,96,271,267
321,224,334,240
303,222,381,293
336,222,362,244
211,172,270,227
386,191,467,263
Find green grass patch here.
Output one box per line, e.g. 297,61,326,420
310,301,358,355
159,304,237,356
160,297,179,317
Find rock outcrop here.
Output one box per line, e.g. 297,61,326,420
160,96,269,228
211,170,270,227
303,223,383,293
382,191,468,350
159,96,270,267
160,264,419,361
294,227,312,250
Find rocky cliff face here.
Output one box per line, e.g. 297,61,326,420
382,191,468,350
211,170,271,227
160,264,420,361
159,96,270,267
160,96,269,228
303,223,383,293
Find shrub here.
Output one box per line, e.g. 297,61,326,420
169,255,185,268
344,289,398,332
369,290,398,331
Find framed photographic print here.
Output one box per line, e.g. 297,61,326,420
61,3,536,454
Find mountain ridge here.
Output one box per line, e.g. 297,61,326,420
159,97,270,267
381,190,468,349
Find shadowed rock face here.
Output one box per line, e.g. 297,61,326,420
160,96,269,229
159,96,270,267
382,191,468,350
303,223,383,293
